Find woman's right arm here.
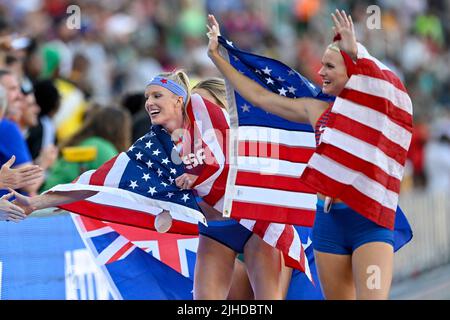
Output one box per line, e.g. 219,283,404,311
10,189,98,216
207,14,327,125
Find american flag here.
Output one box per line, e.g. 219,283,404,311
301,43,413,229
217,36,333,225
181,93,230,211
50,92,313,276
185,92,314,278
215,36,334,277
51,124,206,234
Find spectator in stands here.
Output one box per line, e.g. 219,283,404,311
0,83,41,221
42,106,131,191
26,79,60,161
0,69,43,196
121,92,150,141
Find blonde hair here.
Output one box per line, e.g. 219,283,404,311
327,41,340,53
192,78,227,110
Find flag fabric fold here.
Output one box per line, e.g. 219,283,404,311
52,124,205,235
217,35,334,227
215,36,337,278
71,213,323,300
181,93,312,278
300,43,413,229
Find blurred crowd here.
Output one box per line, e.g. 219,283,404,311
0,0,449,195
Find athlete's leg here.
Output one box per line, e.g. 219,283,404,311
227,259,254,300
314,251,356,299
352,242,394,300
243,234,292,300
194,234,237,299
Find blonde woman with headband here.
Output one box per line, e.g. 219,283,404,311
11,71,292,300
9,70,195,217
207,10,413,300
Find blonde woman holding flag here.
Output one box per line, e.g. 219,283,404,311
206,10,413,299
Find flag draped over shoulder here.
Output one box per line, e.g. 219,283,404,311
300,43,413,229
181,93,312,278
51,124,206,235
215,36,336,278
182,93,230,211
217,36,412,255
217,35,333,225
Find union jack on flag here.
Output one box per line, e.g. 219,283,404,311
70,213,198,299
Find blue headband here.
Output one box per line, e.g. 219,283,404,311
147,76,188,105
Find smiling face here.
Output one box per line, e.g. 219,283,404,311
318,48,349,96
144,84,184,132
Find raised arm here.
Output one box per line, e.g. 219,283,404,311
206,14,327,125
10,188,97,216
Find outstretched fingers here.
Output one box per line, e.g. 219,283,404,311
331,12,341,30
333,9,352,29
207,14,220,35
349,15,355,33
341,10,350,26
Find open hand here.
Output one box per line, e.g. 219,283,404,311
0,156,43,190
206,14,221,57
331,9,358,60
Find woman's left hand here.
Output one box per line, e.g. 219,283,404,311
175,173,198,190
331,9,358,60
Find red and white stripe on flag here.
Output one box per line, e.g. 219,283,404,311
227,126,317,226
301,43,413,229
53,153,201,235
239,219,312,281
186,94,230,210
188,94,312,278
